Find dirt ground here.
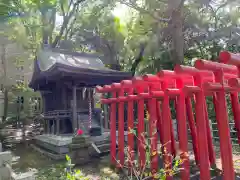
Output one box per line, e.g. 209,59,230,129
11,142,240,180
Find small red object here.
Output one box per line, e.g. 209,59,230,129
77,129,83,135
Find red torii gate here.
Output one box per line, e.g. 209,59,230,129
96,51,240,180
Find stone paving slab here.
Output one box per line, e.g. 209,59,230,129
0,151,12,166
0,166,11,180
13,172,35,180
0,149,35,180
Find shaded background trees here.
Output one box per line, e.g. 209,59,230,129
1,0,239,94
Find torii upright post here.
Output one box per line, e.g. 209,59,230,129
112,83,125,167
132,77,146,170
175,65,212,180
98,85,117,165
220,51,240,144
121,80,134,170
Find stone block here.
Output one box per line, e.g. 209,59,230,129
13,172,35,180
0,151,12,167
0,166,11,180
72,136,89,144
69,143,89,150
35,140,69,154
71,148,90,165
34,135,72,146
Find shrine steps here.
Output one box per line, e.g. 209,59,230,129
89,138,113,156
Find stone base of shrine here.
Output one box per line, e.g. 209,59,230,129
31,131,128,160
30,144,66,160
32,134,73,159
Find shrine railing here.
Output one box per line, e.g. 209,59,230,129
43,110,71,118
96,51,240,180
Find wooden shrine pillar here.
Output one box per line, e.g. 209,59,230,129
47,120,50,134
62,86,67,110
40,92,47,112
56,119,60,135
51,120,55,134
44,119,47,133
42,95,46,112
103,104,109,129
72,85,77,131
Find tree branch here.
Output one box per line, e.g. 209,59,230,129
68,0,74,15
64,17,77,40
118,0,170,23
60,1,66,17
216,0,238,12
177,0,186,11
51,0,86,48
49,8,56,44
130,43,147,76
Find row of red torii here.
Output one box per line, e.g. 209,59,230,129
96,51,240,180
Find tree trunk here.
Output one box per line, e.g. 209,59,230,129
168,0,184,65
130,43,146,76
2,89,8,122
49,8,56,45
1,44,8,122
51,1,81,48
41,10,49,46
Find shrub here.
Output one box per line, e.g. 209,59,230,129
115,127,185,180
36,155,90,180
64,155,90,180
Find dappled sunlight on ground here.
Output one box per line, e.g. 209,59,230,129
80,166,120,180
75,155,122,180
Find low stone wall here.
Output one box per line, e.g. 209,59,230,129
0,151,35,180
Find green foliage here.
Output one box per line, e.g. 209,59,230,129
36,155,90,180
64,155,89,180
2,0,240,74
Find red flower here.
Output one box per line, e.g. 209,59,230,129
77,129,84,135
